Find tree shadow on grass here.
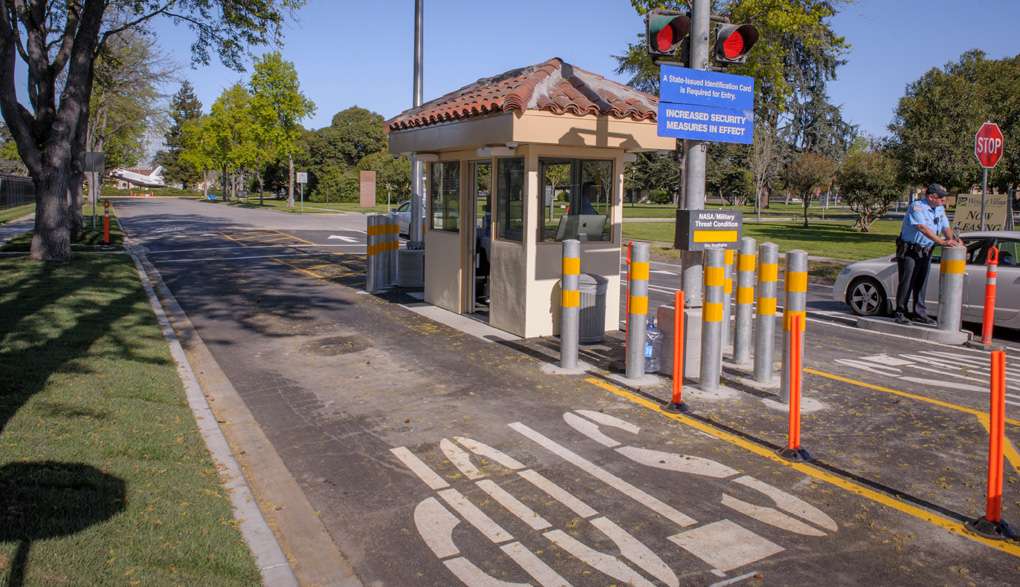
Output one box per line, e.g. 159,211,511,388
0,256,167,436
0,461,125,586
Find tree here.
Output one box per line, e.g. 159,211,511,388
179,115,216,199
890,50,1020,192
837,147,904,232
784,151,835,227
206,84,256,200
249,51,315,206
157,81,204,188
748,121,784,219
0,0,305,261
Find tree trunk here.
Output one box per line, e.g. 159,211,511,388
202,168,209,199
30,171,73,261
287,153,295,207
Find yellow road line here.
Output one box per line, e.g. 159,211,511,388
584,377,1020,558
805,368,1020,427
271,257,325,280
976,414,1020,474
215,231,247,246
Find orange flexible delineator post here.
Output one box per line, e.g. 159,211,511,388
664,291,691,414
778,314,813,462
968,350,1015,540
981,247,999,345
103,200,110,244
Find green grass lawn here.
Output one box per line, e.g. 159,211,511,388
0,254,261,585
623,219,900,261
0,204,34,224
2,206,125,251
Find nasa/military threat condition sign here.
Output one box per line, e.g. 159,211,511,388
674,210,743,251
657,65,755,145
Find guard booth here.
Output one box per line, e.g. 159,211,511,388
386,58,674,338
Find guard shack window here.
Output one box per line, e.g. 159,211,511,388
430,161,460,231
540,158,613,242
497,157,525,242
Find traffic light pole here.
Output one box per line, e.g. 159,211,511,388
680,0,710,306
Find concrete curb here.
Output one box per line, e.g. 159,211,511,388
129,251,299,586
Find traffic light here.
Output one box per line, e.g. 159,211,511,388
646,10,691,57
714,23,758,64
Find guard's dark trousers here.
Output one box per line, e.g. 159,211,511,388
895,249,933,318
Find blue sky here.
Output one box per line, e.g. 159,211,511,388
155,0,1019,139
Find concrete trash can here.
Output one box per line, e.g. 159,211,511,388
578,273,608,343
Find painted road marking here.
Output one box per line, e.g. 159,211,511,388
670,520,783,573
328,235,359,242
396,417,842,585
509,421,698,527
584,377,1020,558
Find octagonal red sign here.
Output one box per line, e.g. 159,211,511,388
975,122,1004,168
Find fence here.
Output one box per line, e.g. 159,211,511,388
0,173,35,211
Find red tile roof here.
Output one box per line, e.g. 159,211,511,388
386,57,658,131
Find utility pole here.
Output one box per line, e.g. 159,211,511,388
408,0,425,250
680,0,710,306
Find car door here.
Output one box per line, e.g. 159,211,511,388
972,237,1020,326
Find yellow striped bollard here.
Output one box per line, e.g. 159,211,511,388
626,242,650,379
699,248,726,390
780,250,808,403
937,245,966,333
753,242,779,385
560,239,581,369
733,237,756,365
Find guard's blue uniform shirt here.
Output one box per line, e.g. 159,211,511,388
901,199,948,247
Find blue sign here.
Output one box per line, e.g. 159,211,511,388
657,102,753,144
660,65,754,110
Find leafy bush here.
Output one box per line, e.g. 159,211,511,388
649,190,672,204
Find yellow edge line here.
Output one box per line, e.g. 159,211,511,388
269,229,315,245
805,368,1020,428
976,414,1020,474
583,377,1020,557
215,231,248,247
271,257,324,279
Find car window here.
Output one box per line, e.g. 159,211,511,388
993,239,1019,267
964,239,988,264
397,202,409,212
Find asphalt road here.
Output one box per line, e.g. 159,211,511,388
113,197,1020,586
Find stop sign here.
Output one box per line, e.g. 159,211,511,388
975,122,1004,168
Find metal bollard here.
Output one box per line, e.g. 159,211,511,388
754,242,779,383
780,250,807,404
733,237,756,365
366,215,379,292
981,247,999,345
699,248,725,391
560,239,581,369
626,242,649,379
937,245,966,333
384,214,397,286
722,249,735,348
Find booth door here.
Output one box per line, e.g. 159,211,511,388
466,161,492,315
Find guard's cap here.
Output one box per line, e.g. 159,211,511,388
926,183,949,197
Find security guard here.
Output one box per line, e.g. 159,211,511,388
894,184,962,324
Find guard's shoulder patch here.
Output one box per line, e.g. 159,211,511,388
912,205,922,211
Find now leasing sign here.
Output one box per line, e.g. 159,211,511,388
953,193,1015,232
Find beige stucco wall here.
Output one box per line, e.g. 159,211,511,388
424,230,462,311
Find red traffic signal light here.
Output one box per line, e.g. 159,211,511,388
715,23,759,64
646,10,691,57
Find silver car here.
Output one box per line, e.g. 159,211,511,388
391,200,426,237
832,230,1020,329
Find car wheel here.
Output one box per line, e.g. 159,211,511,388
847,277,886,317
